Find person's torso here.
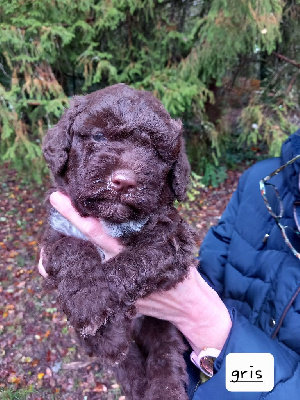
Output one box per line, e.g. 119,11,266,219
222,157,300,353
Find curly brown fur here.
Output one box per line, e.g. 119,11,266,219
41,84,198,400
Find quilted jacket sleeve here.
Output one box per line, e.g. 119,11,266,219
198,168,250,296
192,309,300,400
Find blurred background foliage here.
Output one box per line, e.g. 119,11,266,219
0,0,299,185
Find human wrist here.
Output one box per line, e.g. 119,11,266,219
177,307,231,355
176,273,232,354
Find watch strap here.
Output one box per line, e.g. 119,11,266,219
190,347,221,378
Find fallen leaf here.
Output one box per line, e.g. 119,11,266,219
46,350,52,362
49,378,56,387
8,375,21,384
52,361,62,373
21,356,33,363
93,384,108,393
111,383,120,389
37,372,45,380
31,359,40,367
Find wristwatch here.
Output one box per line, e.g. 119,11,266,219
190,348,221,378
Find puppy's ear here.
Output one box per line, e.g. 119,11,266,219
42,96,86,176
42,111,72,176
170,137,191,202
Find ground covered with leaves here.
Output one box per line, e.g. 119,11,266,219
0,164,243,400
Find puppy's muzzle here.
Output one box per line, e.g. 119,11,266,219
110,169,137,194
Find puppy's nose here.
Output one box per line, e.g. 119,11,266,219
110,169,137,193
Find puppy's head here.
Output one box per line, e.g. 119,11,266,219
43,84,190,223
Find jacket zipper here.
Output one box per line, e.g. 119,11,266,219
192,379,202,399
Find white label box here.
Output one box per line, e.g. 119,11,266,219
226,353,274,392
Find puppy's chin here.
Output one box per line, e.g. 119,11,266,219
101,203,140,224
77,199,144,223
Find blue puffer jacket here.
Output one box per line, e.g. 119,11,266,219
189,131,300,399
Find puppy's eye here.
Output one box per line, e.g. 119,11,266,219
92,132,106,142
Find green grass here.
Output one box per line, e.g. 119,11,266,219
0,387,34,400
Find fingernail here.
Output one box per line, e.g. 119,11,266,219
49,191,62,207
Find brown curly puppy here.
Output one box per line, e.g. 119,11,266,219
41,84,198,400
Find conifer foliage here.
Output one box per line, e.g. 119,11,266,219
0,0,299,180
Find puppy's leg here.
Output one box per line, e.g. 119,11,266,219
113,339,147,400
138,317,188,400
78,311,133,364
43,235,116,344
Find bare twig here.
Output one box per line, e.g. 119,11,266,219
62,357,100,370
0,62,9,78
273,52,300,69
287,70,300,93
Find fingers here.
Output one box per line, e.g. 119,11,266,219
49,192,89,232
38,249,48,278
49,191,123,260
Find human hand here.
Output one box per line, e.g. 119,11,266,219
136,267,232,354
38,191,124,277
